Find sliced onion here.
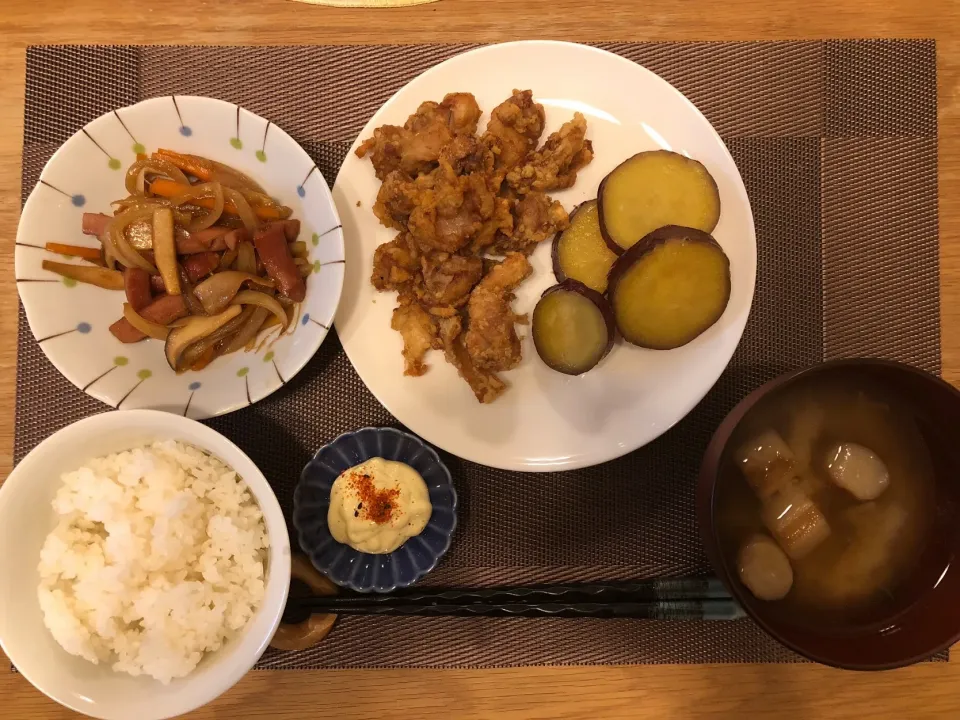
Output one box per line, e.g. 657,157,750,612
208,159,266,193
286,302,301,333
164,306,242,372
177,266,208,316
193,271,274,314
223,186,258,233
236,241,256,274
123,302,169,340
125,158,190,195
108,208,158,273
170,182,224,232
221,306,269,355
231,290,288,330
219,247,239,269
124,220,154,250
111,196,174,215
100,231,119,270
179,306,255,367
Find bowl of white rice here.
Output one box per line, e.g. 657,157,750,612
0,409,290,720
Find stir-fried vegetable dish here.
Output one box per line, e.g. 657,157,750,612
44,150,308,373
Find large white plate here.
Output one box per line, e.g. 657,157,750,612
334,41,756,472
16,96,344,419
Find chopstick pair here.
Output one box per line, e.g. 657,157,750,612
283,578,744,622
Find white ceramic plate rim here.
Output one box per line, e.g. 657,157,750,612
337,40,756,471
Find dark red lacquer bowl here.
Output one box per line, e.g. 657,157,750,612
698,359,960,670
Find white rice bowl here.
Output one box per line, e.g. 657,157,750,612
37,441,269,684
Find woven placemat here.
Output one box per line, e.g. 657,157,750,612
17,41,940,668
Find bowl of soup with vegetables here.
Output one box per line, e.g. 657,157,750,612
698,359,960,670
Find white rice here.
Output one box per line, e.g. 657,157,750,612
37,440,269,684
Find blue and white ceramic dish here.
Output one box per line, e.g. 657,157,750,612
15,95,344,419
293,427,457,593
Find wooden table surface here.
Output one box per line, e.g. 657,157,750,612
3,0,960,717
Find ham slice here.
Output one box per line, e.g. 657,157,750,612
123,268,152,311
81,212,110,237
262,219,301,242
182,252,220,283
109,294,188,343
254,223,305,301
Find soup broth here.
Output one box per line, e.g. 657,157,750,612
716,374,937,627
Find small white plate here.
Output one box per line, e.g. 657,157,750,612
334,41,756,472
16,96,344,419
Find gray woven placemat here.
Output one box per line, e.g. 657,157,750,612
16,41,940,668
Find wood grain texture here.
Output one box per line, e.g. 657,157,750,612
3,0,960,717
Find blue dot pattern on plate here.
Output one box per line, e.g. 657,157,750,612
189,381,201,391
301,313,310,326
296,185,306,198
71,194,85,207
180,126,193,137
76,322,91,334
293,428,457,594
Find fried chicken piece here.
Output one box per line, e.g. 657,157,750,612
438,315,507,404
439,134,495,177
464,252,533,372
409,163,498,254
398,101,455,176
505,113,594,194
356,125,409,181
481,89,546,177
469,195,514,254
391,297,440,377
357,93,482,181
371,233,420,292
440,92,482,135
373,171,420,230
488,192,569,255
419,253,484,309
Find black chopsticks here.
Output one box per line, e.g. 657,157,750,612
283,577,743,623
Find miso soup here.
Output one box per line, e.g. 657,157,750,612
715,374,937,627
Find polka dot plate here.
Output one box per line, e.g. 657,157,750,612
15,96,344,418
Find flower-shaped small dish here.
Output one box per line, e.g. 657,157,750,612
293,427,457,593
15,95,344,419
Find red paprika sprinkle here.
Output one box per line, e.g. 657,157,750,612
347,471,400,524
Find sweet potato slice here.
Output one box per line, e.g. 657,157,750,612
607,226,730,349
598,150,720,252
532,280,615,375
551,200,619,294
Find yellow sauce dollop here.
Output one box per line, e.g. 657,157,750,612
327,457,432,554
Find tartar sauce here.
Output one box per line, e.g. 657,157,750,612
327,457,432,554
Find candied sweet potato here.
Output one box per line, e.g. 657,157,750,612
551,200,619,294
607,226,730,349
598,150,720,252
532,280,615,375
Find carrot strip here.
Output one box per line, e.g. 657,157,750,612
153,149,214,182
149,178,285,221
45,243,103,262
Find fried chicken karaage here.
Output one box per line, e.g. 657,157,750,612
359,89,592,402
464,252,532,372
